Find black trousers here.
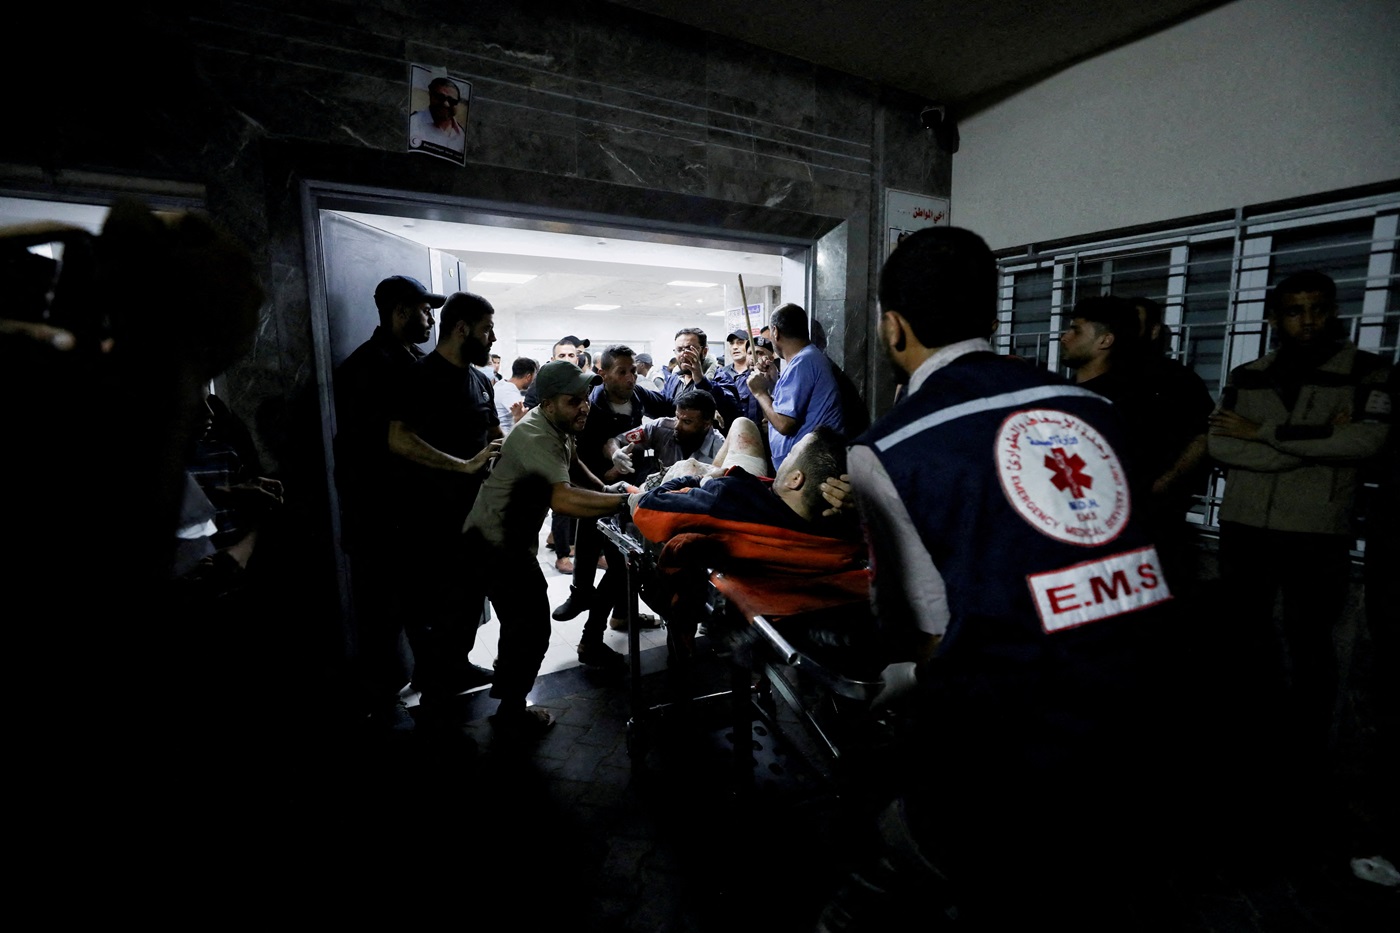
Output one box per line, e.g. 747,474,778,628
571,517,627,627
1218,522,1352,782
465,530,551,710
405,524,487,697
348,536,413,712
570,512,604,590
549,511,574,557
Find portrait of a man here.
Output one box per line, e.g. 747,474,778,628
408,67,470,165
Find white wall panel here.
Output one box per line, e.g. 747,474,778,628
953,0,1400,249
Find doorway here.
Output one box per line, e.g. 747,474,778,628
304,181,816,668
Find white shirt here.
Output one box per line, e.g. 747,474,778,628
409,109,465,151
847,338,991,639
494,380,523,436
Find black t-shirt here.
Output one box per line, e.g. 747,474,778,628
1080,357,1213,500
333,327,423,545
389,353,498,530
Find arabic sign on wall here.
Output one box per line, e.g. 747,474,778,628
885,188,950,256
724,303,766,339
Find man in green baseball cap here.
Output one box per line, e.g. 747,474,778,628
462,360,634,737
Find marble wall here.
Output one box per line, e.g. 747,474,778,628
10,0,946,435
5,0,948,638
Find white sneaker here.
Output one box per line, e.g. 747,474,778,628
1350,855,1400,888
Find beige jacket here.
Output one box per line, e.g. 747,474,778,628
1209,342,1391,535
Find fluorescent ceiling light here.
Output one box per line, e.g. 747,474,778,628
574,303,621,311
472,272,537,284
705,309,728,317
667,280,718,288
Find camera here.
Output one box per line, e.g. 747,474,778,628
921,105,960,154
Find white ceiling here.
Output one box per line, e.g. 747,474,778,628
0,197,784,328
333,210,784,322
0,197,108,233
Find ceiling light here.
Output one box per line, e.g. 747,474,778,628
705,310,727,317
472,272,537,284
667,280,718,288
575,303,620,311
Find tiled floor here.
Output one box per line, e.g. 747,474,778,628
400,518,668,710
466,516,669,679
338,622,1400,933
355,519,1400,930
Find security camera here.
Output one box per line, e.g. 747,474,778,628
921,105,959,154
920,106,946,130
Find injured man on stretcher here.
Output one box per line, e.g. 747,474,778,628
627,420,868,662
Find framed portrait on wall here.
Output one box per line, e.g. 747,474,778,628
407,64,471,166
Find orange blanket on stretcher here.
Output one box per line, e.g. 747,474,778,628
634,468,865,578
634,468,868,618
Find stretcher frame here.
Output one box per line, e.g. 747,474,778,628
596,517,886,782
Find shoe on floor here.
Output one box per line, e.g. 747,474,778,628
554,556,575,574
1351,855,1400,888
552,585,594,621
488,706,555,738
577,641,627,671
607,612,662,631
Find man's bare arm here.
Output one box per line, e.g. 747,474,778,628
388,421,501,474
747,371,800,436
1153,434,1207,497
569,447,607,491
550,482,629,518
757,397,800,436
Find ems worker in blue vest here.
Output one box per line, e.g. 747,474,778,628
839,227,1180,929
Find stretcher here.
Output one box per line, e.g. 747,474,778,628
596,516,888,783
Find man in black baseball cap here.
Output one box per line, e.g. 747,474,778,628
333,272,447,730
723,329,758,420
750,334,780,382
544,334,590,373
372,275,446,314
